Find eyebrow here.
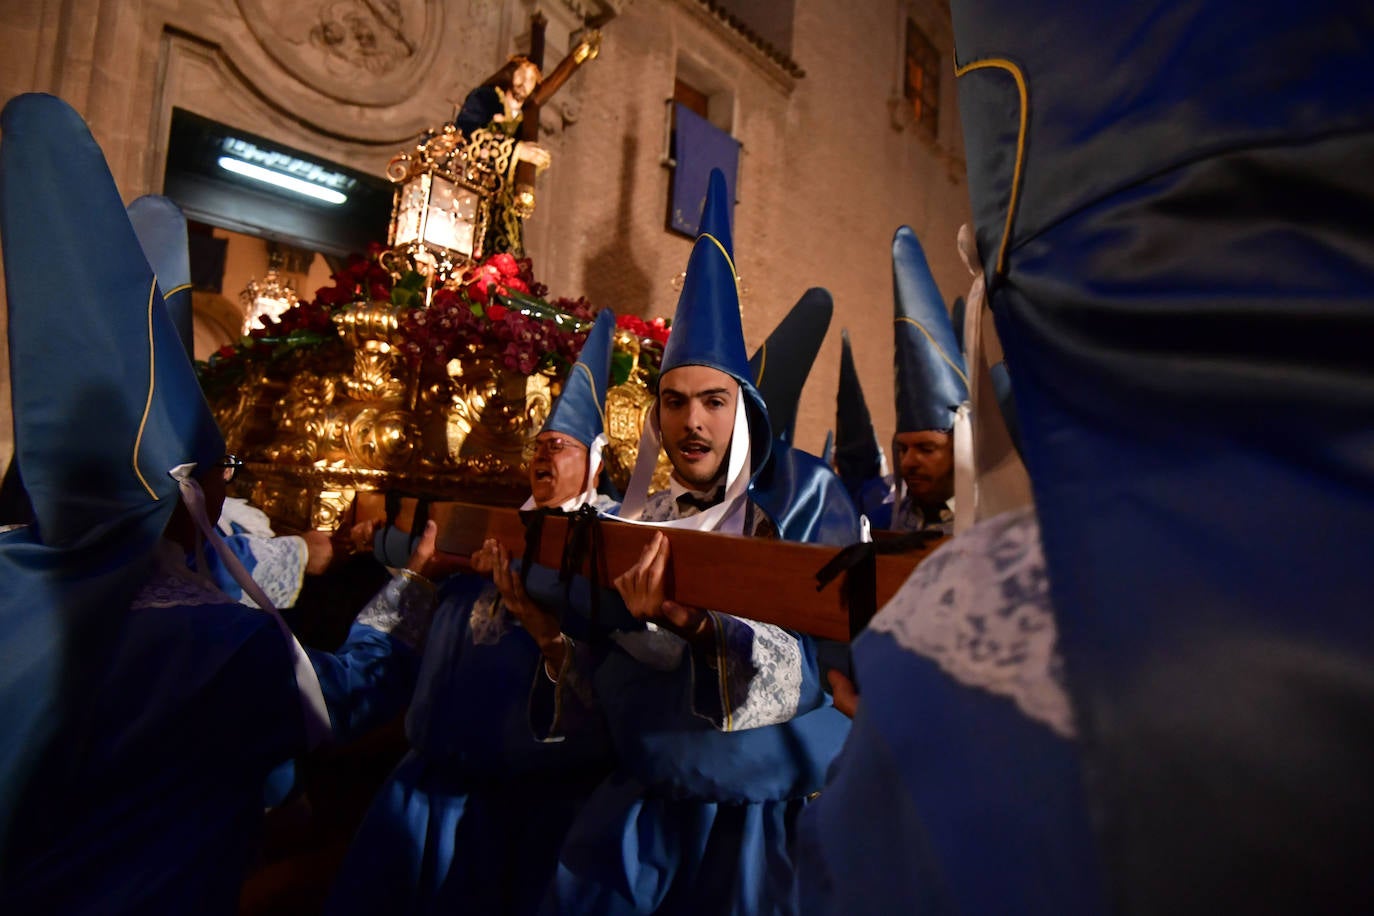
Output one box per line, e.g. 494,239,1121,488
661,387,732,399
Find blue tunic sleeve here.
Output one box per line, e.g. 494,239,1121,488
307,570,436,744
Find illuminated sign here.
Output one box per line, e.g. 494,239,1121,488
218,137,356,202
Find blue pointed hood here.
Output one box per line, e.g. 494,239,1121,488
748,287,833,444
545,308,614,448
660,169,752,386
2,93,223,548
893,226,968,432
835,329,883,493
127,195,194,356
658,167,771,470
0,92,223,858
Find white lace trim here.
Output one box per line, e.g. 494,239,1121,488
714,614,804,731
131,543,233,609
132,573,235,609
639,489,678,523
634,487,802,728
232,534,308,610
869,506,1076,738
468,584,514,646
356,571,437,650
133,545,236,609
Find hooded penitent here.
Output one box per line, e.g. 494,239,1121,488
618,168,771,532
892,225,968,436
527,306,616,510
621,168,857,545
954,2,1374,910
834,328,891,526
0,94,224,850
127,195,195,355
888,226,968,529
748,287,833,446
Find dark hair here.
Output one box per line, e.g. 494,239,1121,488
481,56,540,90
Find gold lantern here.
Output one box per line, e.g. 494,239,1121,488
385,124,517,281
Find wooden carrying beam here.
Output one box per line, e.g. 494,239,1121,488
419,500,944,642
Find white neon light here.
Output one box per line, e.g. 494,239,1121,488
217,156,348,205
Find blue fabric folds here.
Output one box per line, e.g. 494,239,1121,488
2,599,303,914
749,444,861,548
796,630,1105,915
0,93,221,860
592,641,847,804
953,2,1374,910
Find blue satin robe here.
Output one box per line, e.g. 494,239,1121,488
327,567,614,915
794,509,1107,914
795,630,1104,914
539,488,853,916
0,570,422,915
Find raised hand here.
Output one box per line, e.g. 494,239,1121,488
405,520,465,581
481,538,564,657
612,532,712,646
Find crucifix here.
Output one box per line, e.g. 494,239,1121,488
510,15,602,219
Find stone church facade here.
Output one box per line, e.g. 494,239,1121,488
0,0,969,463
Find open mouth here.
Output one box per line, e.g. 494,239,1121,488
677,441,712,461
533,468,553,481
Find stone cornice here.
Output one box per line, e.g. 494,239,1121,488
668,0,803,92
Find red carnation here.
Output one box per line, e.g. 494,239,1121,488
487,252,520,278
486,303,509,322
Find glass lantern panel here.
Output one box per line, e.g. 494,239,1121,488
425,176,476,256
393,176,429,247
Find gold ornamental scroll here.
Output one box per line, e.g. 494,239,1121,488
418,500,946,642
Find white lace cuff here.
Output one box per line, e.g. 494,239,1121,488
868,507,1076,738
355,569,438,650
237,535,308,610
695,612,804,732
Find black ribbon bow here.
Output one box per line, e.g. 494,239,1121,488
675,488,724,515
814,530,944,639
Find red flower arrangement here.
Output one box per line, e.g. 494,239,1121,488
196,247,669,395
616,314,670,346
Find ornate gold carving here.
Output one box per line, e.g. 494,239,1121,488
335,301,409,402
603,329,673,493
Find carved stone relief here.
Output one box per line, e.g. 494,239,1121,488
235,0,444,106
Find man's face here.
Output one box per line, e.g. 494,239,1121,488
895,429,954,508
528,431,589,507
657,365,738,491
512,62,539,102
